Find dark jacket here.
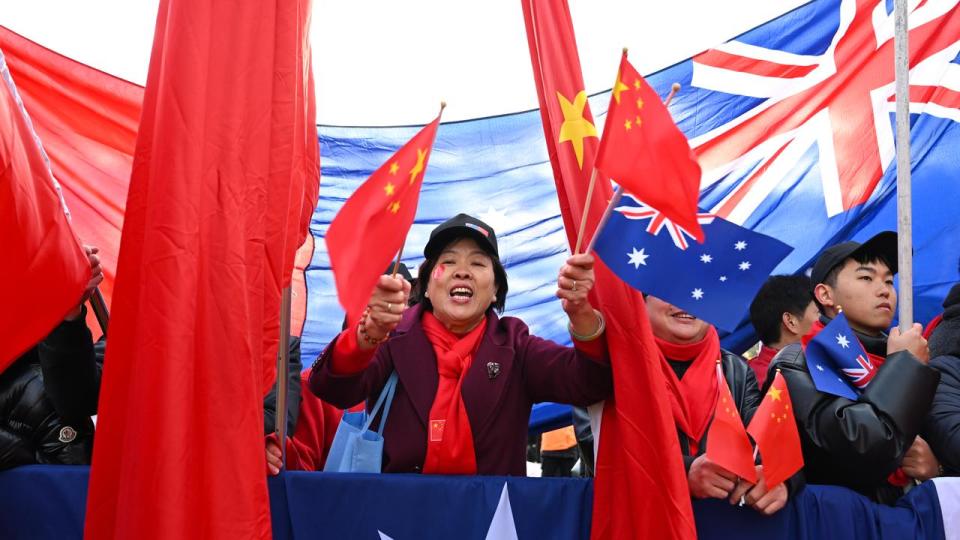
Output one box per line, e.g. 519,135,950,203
263,336,303,436
923,284,960,476
309,305,612,476
767,321,940,504
674,350,762,469
0,309,101,469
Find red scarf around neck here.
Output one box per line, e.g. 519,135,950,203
656,326,722,444
420,311,487,475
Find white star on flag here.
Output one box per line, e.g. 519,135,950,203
378,483,519,540
738,261,751,271
691,288,704,300
816,364,824,372
719,276,728,282
836,334,850,348
699,254,713,263
485,484,520,540
627,247,649,269
478,206,512,234
734,240,747,251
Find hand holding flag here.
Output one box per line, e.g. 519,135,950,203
326,106,443,328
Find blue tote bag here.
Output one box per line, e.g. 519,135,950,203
323,371,399,473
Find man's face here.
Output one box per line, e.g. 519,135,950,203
819,258,896,335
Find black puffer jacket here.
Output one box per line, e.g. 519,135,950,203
767,319,940,504
0,310,101,469
924,283,960,476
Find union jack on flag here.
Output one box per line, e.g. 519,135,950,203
614,197,714,250
686,0,960,224
841,354,879,388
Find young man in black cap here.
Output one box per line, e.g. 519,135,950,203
767,231,941,504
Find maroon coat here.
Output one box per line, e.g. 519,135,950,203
309,305,612,476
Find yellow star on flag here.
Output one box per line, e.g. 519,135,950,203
633,79,642,90
624,119,632,131
388,201,400,214
768,386,783,401
636,98,644,109
384,182,396,196
556,90,598,169
389,162,399,175
408,148,426,184
612,74,630,105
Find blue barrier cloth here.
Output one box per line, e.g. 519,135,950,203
0,466,946,539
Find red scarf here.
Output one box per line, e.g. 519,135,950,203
420,311,487,475
656,326,722,445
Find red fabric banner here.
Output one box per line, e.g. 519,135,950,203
521,1,696,538
326,116,440,328
84,0,318,537
0,49,88,370
0,26,316,339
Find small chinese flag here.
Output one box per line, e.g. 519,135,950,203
706,365,758,483
326,115,441,327
594,51,704,243
747,370,803,488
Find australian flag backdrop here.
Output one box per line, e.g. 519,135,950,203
303,0,960,359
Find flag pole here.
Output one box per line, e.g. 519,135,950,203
275,285,292,469
894,0,913,330
391,101,446,278
89,288,110,336
582,82,683,254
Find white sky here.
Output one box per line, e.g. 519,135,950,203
1,0,807,125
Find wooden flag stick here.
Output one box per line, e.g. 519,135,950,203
275,285,292,469
894,0,914,330
89,288,110,336
573,168,600,254
664,82,681,107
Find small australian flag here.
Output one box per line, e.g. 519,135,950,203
593,194,793,332
804,312,878,400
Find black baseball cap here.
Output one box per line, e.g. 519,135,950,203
810,231,898,285
423,213,499,259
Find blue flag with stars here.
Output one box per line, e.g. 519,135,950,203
803,312,879,400
593,194,792,332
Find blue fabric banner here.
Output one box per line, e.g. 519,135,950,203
303,0,960,360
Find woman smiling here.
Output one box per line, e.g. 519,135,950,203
309,213,612,475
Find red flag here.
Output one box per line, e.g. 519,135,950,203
706,366,758,483
0,27,318,341
595,51,704,242
521,1,695,538
0,49,89,370
84,0,317,537
326,116,440,328
747,370,803,488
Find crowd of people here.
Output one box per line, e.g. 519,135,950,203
4,214,959,517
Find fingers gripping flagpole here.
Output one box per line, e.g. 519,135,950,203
894,0,913,331
584,81,683,254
